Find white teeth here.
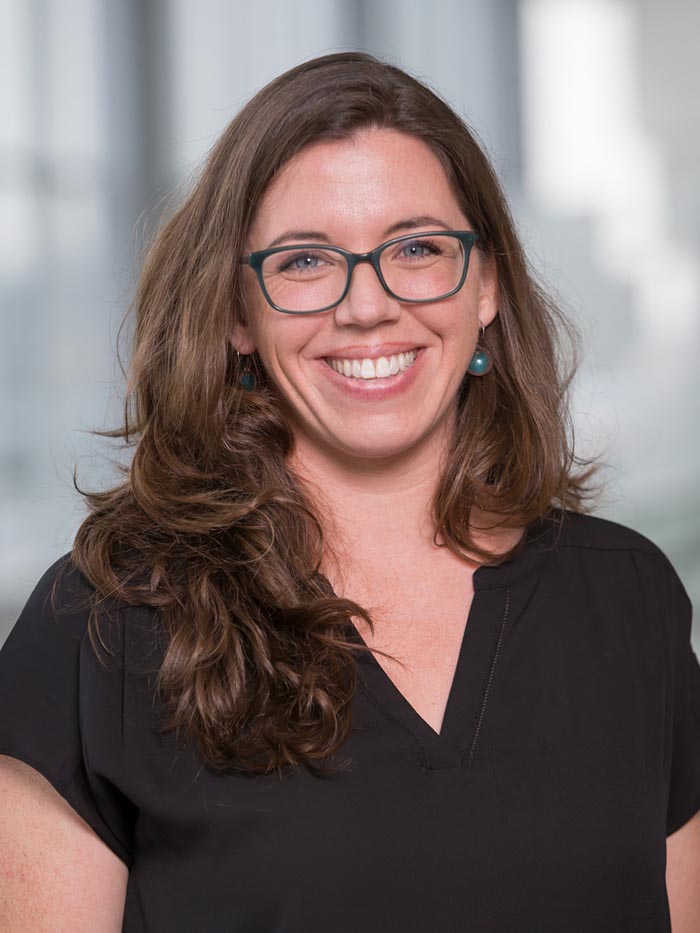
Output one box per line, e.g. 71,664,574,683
375,357,391,378
360,358,376,379
326,350,418,380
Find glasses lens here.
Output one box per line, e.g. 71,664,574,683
260,247,347,313
379,233,466,302
258,234,469,312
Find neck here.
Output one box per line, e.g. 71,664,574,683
291,431,447,562
290,424,524,588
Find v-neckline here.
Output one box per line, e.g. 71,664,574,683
351,585,510,768
346,516,555,769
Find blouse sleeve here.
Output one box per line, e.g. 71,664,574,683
665,569,700,836
0,555,136,866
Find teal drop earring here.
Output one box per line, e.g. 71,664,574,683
237,351,256,390
467,324,493,376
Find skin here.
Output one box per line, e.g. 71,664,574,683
666,813,700,932
0,756,128,931
236,127,500,477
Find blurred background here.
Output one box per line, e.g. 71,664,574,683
1,0,698,646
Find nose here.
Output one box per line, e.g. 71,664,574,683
332,257,401,328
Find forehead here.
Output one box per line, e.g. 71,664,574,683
249,128,466,244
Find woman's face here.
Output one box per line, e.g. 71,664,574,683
237,128,499,468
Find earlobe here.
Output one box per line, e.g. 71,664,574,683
232,323,256,356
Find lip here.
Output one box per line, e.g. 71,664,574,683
318,343,424,361
316,347,425,401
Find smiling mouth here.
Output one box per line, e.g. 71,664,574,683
325,349,418,380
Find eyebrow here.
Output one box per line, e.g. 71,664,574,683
384,215,453,237
265,215,453,249
267,230,331,248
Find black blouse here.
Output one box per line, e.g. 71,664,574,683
1,510,699,932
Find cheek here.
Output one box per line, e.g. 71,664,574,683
239,288,282,362
253,319,318,384
424,298,479,354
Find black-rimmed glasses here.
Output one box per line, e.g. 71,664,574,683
240,230,480,314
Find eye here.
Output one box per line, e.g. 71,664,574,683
396,237,444,260
273,249,335,275
287,254,319,271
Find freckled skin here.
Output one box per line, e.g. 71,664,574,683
237,129,499,471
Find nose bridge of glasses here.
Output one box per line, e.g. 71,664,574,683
345,248,389,296
330,249,398,323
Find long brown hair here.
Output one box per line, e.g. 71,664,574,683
68,52,592,774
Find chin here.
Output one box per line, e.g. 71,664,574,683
332,433,425,463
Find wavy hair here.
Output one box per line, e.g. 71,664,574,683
68,52,592,775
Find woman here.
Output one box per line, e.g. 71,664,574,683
1,52,699,932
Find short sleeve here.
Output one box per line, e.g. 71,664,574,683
665,570,700,835
0,555,136,866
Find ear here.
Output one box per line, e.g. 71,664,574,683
232,322,256,356
476,254,500,328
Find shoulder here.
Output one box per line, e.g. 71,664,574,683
547,509,690,609
1,554,96,659
3,552,158,668
553,509,668,557
551,509,673,564
18,552,94,627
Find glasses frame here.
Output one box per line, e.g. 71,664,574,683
240,230,481,315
